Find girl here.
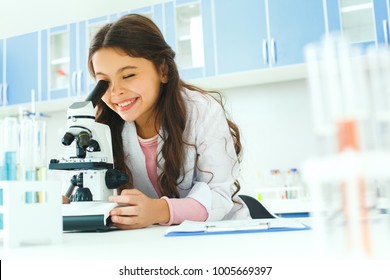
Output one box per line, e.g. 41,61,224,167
88,14,250,229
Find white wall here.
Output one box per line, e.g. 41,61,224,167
45,79,317,194
0,0,165,38
222,79,316,194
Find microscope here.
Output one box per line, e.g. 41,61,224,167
49,80,128,230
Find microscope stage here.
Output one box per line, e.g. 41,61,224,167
50,161,114,170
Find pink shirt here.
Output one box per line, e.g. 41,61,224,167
138,135,208,225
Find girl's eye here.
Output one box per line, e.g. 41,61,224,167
123,74,135,79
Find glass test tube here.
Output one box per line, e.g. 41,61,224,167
19,118,47,181
34,119,47,181
0,120,5,180
19,118,35,181
3,117,18,181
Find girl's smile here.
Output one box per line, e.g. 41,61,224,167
115,97,139,112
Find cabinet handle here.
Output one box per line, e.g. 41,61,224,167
383,19,389,47
262,39,269,65
270,37,277,65
71,71,77,96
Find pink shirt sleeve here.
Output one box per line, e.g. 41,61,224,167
160,197,208,225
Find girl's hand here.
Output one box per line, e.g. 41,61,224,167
108,189,170,229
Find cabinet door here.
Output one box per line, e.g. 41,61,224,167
69,23,79,97
0,39,3,105
74,21,90,95
0,39,3,82
152,3,164,34
327,0,389,48
373,0,389,45
40,29,49,102
326,0,341,33
201,0,215,77
267,0,325,66
387,0,390,46
70,21,88,97
164,1,176,56
177,1,205,79
46,22,88,100
6,32,39,105
86,16,110,93
47,25,70,100
164,0,211,80
214,0,267,74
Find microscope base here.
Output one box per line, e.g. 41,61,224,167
62,202,118,231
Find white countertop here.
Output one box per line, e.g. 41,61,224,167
261,199,311,214
2,217,390,280
0,222,314,260
1,216,389,261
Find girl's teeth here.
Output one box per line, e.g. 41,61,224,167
118,99,135,107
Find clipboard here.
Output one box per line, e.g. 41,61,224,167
165,218,310,237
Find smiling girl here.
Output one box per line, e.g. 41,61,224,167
87,14,250,229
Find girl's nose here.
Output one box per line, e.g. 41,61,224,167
109,83,124,96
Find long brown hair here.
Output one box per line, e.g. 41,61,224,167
88,14,242,199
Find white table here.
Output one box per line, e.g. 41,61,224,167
1,217,389,260
0,223,315,260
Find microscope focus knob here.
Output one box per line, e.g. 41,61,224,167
105,169,129,189
70,188,93,202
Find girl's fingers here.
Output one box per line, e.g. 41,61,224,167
111,214,137,225
110,206,139,216
120,189,142,196
109,189,144,204
109,194,139,205
112,223,139,230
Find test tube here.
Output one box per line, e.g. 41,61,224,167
0,120,5,180
18,116,48,182
19,118,35,181
34,119,47,181
366,46,390,151
304,34,390,257
0,120,4,213
3,117,18,181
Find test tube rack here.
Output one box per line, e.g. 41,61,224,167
301,150,390,258
0,181,62,248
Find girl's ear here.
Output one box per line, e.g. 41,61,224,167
159,63,169,83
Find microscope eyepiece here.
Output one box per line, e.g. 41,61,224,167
62,132,75,146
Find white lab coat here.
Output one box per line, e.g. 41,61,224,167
122,89,250,221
